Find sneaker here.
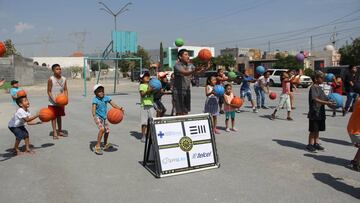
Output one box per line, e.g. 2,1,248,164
287,117,293,121
231,128,237,132
103,143,113,150
306,144,317,153
225,128,230,132
313,143,325,151
332,112,336,117
141,136,146,143
236,110,241,113
93,146,103,155
270,114,276,120
350,160,360,171
342,109,346,117
261,106,269,109
253,108,258,113
219,110,225,114
256,106,261,109
214,128,220,134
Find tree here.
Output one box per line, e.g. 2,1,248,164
91,61,110,72
214,54,236,70
339,37,360,65
159,42,164,69
136,45,150,68
4,39,20,56
274,54,303,70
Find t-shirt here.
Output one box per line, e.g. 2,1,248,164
331,81,343,95
344,71,359,93
347,98,360,135
254,76,269,87
9,87,20,104
281,81,291,94
49,76,66,106
154,81,171,100
308,85,328,120
173,62,195,91
216,73,228,85
319,82,332,96
139,83,154,107
224,92,235,112
8,108,31,127
241,75,254,90
92,96,111,120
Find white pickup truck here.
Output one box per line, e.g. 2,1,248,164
267,69,312,88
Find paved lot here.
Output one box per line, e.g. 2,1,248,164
0,79,359,203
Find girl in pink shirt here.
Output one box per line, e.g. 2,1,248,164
223,84,238,132
271,72,293,121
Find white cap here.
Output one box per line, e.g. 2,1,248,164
93,84,104,92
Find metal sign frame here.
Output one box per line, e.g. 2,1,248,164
142,113,220,178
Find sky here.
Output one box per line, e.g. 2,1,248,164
0,0,360,57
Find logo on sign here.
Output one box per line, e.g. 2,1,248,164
162,157,186,164
189,125,206,135
192,152,212,159
157,130,181,139
179,136,193,152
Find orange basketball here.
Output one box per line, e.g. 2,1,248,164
107,108,124,124
0,41,6,57
231,96,243,108
16,90,27,97
197,49,212,62
39,108,55,122
55,94,68,106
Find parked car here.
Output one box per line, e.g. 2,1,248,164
267,69,312,88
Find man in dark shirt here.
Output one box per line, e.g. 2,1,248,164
173,49,210,115
344,65,359,114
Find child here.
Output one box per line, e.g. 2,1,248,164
254,71,270,110
240,69,257,113
9,80,20,106
331,75,345,117
204,76,220,134
92,84,124,155
216,68,228,114
154,72,172,117
8,96,42,155
271,72,293,121
347,82,360,171
47,64,68,139
139,72,156,142
306,71,336,152
223,84,237,132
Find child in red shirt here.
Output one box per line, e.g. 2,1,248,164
331,75,345,117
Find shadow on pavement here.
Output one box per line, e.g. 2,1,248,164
304,153,349,167
89,141,118,153
273,139,307,150
313,173,360,199
319,137,352,146
130,131,142,140
0,143,54,162
48,130,69,137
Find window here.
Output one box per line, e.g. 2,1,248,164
274,70,285,76
188,50,194,57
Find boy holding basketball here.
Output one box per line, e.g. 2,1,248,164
47,64,68,139
139,72,155,142
92,84,124,155
8,96,42,155
240,69,257,113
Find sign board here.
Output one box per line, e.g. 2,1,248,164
142,113,220,178
112,31,137,53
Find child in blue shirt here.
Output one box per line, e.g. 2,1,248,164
92,84,123,155
240,70,257,113
9,80,20,105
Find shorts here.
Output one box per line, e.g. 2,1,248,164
9,126,29,141
140,105,155,126
225,111,236,120
309,119,325,133
349,134,360,145
173,89,191,114
94,117,110,133
240,89,252,101
154,99,166,113
48,105,65,117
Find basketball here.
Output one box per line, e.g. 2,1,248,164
328,93,343,108
55,94,68,106
231,96,243,108
0,41,6,57
16,89,27,97
256,66,266,75
269,92,277,100
325,73,334,82
295,53,304,62
107,108,124,124
175,38,184,47
149,78,162,91
197,49,212,62
214,85,224,97
228,71,237,80
39,108,55,122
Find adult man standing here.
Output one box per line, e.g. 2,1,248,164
344,65,359,114
173,49,210,115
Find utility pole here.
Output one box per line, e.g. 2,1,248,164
310,36,313,53
268,41,271,52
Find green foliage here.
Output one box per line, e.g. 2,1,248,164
213,54,236,70
70,66,82,78
4,39,20,56
91,61,110,72
303,68,314,77
339,37,360,65
274,54,303,70
160,66,172,71
0,81,11,90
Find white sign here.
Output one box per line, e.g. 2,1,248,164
183,120,211,141
155,122,184,146
189,143,214,167
158,147,188,171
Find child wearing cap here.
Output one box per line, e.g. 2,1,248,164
92,84,124,155
154,72,172,117
139,72,155,142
